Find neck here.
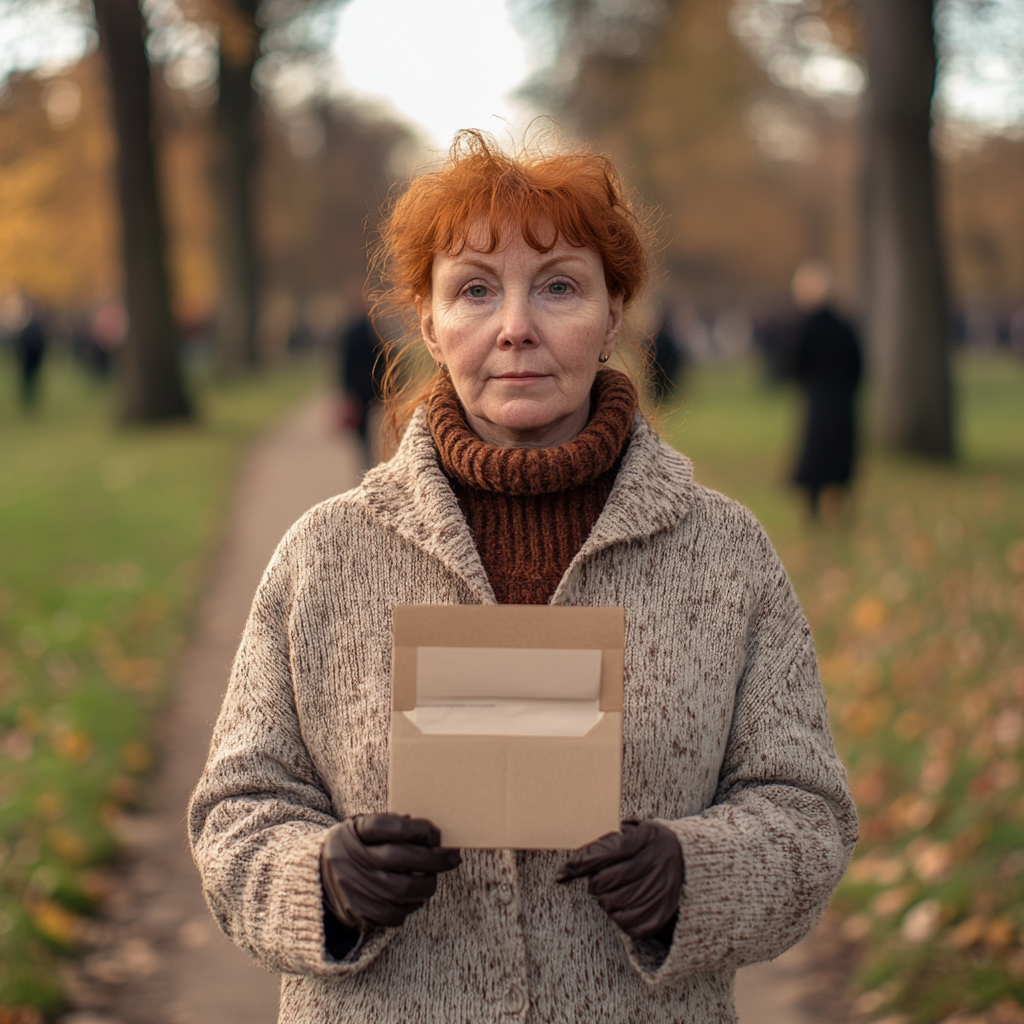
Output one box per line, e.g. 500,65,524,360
427,368,638,496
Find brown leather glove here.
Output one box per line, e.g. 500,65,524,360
557,820,684,940
320,814,461,932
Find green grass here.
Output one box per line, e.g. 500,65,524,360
663,352,1024,1023
0,356,322,1016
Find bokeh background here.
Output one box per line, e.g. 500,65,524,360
0,1,1023,1022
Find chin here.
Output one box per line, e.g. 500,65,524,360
488,400,566,434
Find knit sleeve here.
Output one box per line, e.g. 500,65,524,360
187,524,394,977
623,521,857,984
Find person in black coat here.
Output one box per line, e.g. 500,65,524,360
337,306,386,464
11,301,48,411
790,263,862,519
646,315,685,403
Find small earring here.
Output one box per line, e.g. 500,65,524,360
598,352,610,363
436,362,449,373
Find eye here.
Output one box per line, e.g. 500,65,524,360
548,280,571,296
465,284,489,299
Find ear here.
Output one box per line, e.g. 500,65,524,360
601,294,625,359
416,295,443,362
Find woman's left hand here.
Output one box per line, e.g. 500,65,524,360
557,821,684,941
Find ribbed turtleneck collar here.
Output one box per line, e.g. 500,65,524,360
427,368,638,496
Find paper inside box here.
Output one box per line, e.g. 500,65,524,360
404,701,601,736
407,646,603,736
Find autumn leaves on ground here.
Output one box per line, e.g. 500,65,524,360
666,352,1024,1022
1,351,1023,1023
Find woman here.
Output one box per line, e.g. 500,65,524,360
189,132,856,1023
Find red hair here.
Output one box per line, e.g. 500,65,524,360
369,129,652,449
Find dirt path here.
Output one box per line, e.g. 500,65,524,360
60,395,839,1024
62,396,361,1024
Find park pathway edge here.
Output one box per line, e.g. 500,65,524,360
61,395,361,1024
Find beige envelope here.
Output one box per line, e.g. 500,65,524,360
388,605,624,849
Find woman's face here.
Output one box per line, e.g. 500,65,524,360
418,227,623,448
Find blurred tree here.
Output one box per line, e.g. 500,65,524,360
210,0,262,369
261,104,412,299
861,0,953,457
178,0,350,369
92,0,191,421
0,56,120,307
943,136,1024,306
517,0,860,305
0,0,411,343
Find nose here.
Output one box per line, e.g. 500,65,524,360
496,289,537,349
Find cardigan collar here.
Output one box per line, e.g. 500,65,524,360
356,402,695,605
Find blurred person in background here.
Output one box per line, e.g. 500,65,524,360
188,132,855,1024
90,300,128,377
336,287,386,465
647,313,685,403
4,292,48,411
1010,305,1024,358
790,261,862,521
71,310,115,379
71,317,101,376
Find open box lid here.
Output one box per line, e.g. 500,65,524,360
392,605,625,713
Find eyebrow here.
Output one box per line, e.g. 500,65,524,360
448,253,590,274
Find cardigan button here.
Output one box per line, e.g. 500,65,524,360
502,984,527,1015
495,883,513,905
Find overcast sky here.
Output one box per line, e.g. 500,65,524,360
332,0,536,149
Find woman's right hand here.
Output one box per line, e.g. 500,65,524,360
320,814,462,931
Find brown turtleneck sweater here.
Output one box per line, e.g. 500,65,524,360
428,369,637,605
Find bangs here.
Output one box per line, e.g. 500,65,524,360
433,165,622,262
382,131,646,304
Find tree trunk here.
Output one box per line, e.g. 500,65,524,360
215,0,262,370
93,0,191,422
861,0,953,457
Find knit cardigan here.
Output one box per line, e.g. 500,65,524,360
188,406,858,1024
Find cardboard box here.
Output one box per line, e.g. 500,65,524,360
388,605,624,849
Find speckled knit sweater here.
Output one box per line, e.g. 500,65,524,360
428,368,636,604
188,403,857,1024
